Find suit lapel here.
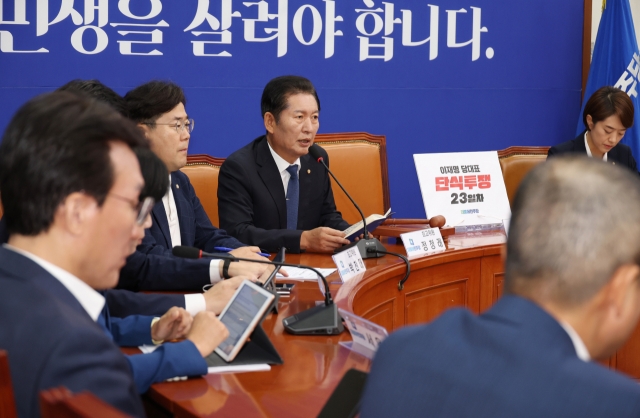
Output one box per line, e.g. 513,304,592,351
171,173,192,246
573,132,587,153
607,145,623,166
255,137,287,228
151,201,172,248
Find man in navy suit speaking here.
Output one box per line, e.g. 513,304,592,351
361,157,640,417
120,81,273,291
218,76,351,253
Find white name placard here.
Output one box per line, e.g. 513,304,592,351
338,308,389,359
401,228,446,258
414,151,511,227
332,247,366,283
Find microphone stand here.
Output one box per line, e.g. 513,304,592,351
312,152,386,259
172,247,344,335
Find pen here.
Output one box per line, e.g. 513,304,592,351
214,247,271,257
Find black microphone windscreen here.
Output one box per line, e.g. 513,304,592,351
172,246,201,259
308,144,323,162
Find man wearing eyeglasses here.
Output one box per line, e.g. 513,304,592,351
120,81,273,292
0,92,231,418
34,79,249,317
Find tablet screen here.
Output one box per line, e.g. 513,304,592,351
216,282,273,360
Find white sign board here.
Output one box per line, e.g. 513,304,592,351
414,151,511,227
332,247,366,283
338,309,389,359
401,228,446,258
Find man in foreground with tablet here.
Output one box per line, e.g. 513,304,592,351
361,157,640,417
0,92,229,417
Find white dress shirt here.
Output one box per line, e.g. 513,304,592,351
267,142,301,194
559,320,591,362
160,174,211,315
3,244,105,321
584,131,608,162
162,174,182,247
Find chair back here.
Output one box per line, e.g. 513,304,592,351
181,155,225,227
315,133,390,224
40,387,131,418
498,146,549,206
0,350,17,418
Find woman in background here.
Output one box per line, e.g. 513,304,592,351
548,86,637,171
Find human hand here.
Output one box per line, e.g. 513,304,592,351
151,307,193,342
229,246,262,258
186,311,229,357
354,232,374,241
228,247,288,282
300,227,350,252
203,276,251,315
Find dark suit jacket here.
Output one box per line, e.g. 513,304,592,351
548,131,638,172
360,296,640,418
218,136,349,252
105,288,184,317
0,246,145,418
0,218,185,317
119,170,245,291
0,225,204,396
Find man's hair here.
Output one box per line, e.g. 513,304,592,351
125,81,186,123
0,91,147,236
583,86,634,130
135,147,169,202
57,79,128,118
505,156,640,305
261,75,320,122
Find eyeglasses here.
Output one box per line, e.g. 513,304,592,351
108,194,155,226
143,118,194,134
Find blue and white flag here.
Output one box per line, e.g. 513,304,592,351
578,0,640,160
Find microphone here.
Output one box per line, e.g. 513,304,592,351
308,144,386,259
171,245,344,335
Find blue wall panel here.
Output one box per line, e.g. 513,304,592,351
0,0,584,217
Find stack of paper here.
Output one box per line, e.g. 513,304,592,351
139,345,271,375
277,267,336,281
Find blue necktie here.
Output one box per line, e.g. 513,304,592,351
286,164,299,230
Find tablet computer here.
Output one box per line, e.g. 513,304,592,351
214,280,275,362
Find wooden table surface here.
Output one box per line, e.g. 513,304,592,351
134,233,640,417
145,243,407,418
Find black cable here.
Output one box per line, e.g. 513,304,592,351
367,248,411,290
